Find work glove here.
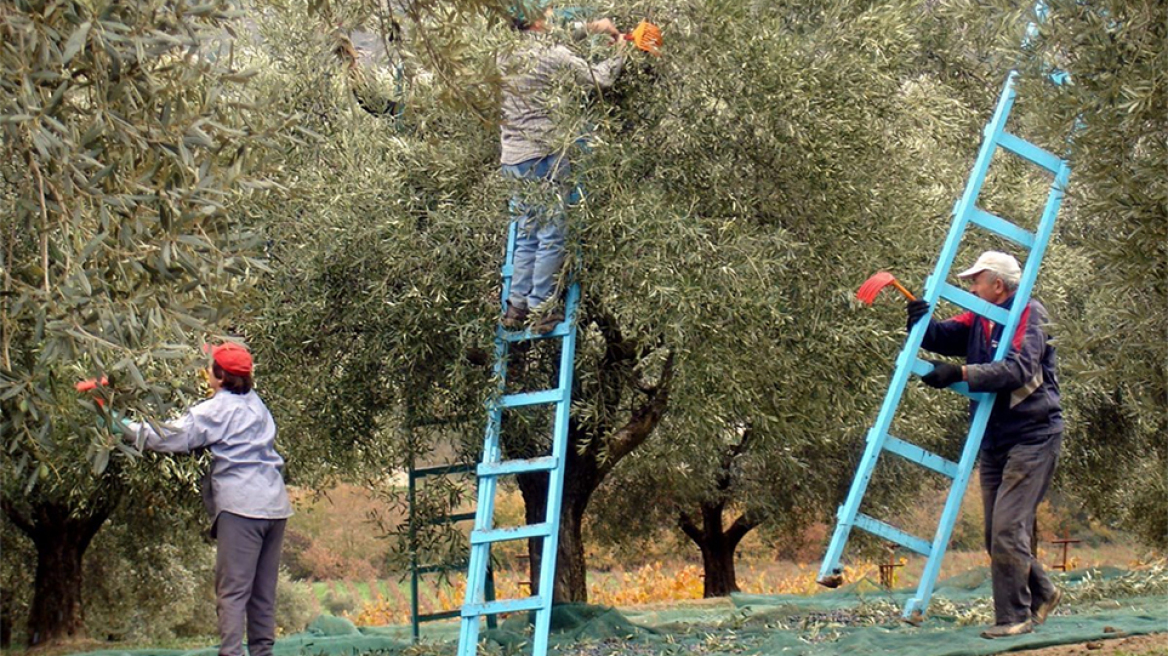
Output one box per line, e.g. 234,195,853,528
906,299,930,330
921,360,963,389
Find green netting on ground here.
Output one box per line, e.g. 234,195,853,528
68,568,1167,656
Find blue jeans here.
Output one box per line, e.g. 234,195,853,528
501,155,581,310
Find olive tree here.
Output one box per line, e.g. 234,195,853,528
247,0,999,601
1,0,289,643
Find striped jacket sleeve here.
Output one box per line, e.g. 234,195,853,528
965,302,1048,407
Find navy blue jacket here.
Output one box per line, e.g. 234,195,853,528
920,295,1063,451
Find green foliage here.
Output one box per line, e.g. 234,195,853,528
240,1,504,485
81,517,218,642
584,0,1006,553
321,585,360,616
0,0,294,641
1,0,290,501
4,0,1160,639
0,516,34,645
275,570,322,634
1017,0,1167,549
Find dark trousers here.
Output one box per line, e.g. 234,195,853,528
215,512,286,656
979,433,1061,625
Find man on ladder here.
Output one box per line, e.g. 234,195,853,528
907,250,1064,638
497,0,627,333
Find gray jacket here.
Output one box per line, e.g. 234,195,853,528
498,35,624,165
128,390,293,522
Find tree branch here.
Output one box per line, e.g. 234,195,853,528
716,424,754,492
726,512,763,550
677,510,704,544
1,497,35,537
598,350,674,480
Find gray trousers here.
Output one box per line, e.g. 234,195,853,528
979,433,1061,625
215,512,286,656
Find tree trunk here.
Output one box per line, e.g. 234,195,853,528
517,454,595,604
552,498,588,602
512,319,675,604
679,502,760,598
27,524,88,645
699,538,739,597
4,487,119,646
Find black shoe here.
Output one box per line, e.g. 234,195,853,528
502,304,528,329
532,309,564,335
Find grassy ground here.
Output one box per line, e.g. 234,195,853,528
310,541,1152,627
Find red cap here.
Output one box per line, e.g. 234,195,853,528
203,342,253,375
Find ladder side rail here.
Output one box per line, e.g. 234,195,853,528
899,69,1027,602
818,338,933,578
408,466,421,642
905,395,994,618
818,75,1020,583
1001,162,1070,333
458,221,521,655
925,73,1019,308
500,220,519,310
458,472,496,651
530,283,581,655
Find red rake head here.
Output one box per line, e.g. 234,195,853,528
856,271,916,305
76,377,110,407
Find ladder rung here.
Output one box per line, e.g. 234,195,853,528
478,456,559,478
416,561,468,575
969,207,1035,249
882,435,959,479
462,595,544,617
996,132,1063,174
939,283,1010,325
470,522,553,545
423,511,477,526
499,388,564,408
412,463,476,478
417,609,461,622
854,513,932,557
910,358,986,400
503,323,572,342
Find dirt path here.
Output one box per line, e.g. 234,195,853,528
1008,633,1168,656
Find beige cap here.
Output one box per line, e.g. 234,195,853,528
956,251,1022,284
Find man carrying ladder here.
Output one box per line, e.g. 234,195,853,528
908,250,1064,638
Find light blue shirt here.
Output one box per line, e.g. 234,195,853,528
127,390,293,522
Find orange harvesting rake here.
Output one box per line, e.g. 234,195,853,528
624,20,662,55
856,271,917,304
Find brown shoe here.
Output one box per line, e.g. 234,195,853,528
532,309,564,335
502,304,528,329
980,620,1032,639
1033,587,1063,624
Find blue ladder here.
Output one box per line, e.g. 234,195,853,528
816,66,1071,622
457,220,580,656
